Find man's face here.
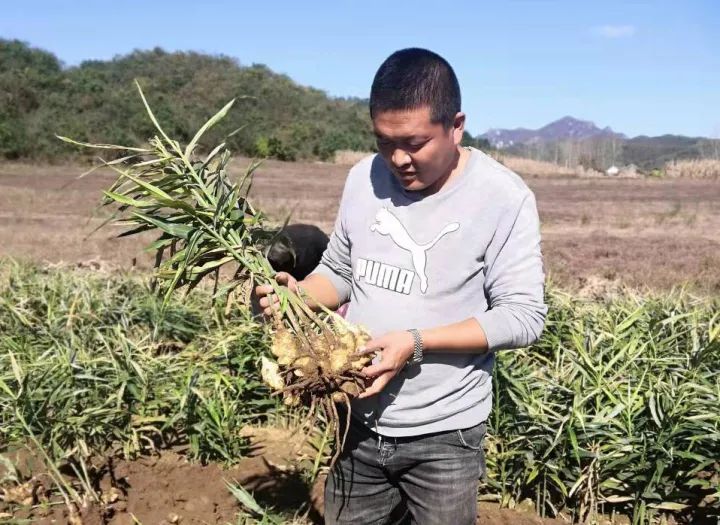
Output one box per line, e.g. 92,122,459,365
372,106,465,193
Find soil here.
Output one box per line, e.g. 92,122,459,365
1,159,718,294
1,426,571,525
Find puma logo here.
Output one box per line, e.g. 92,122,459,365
370,208,459,293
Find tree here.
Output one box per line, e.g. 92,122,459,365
0,40,377,161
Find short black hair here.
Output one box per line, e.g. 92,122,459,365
370,48,461,129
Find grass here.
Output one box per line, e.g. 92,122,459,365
1,260,718,523
487,289,720,524
332,150,372,165
494,155,582,178
664,159,720,179
0,259,277,476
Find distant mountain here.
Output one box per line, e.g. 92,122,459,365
481,116,626,149
478,115,720,170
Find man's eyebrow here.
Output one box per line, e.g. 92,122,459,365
373,133,429,142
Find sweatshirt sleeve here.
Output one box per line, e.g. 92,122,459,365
309,176,354,305
474,191,547,351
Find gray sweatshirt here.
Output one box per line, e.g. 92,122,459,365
313,147,547,437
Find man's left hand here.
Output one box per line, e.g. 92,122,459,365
355,331,415,399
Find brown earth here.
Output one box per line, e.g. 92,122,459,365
1,159,719,294
1,426,570,525
1,427,318,524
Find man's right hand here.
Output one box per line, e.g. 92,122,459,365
254,272,298,317
254,272,341,316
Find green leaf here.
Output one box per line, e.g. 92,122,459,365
56,134,150,153
134,80,177,152
103,191,157,208
225,480,264,516
647,502,689,511
185,98,236,158
131,212,192,238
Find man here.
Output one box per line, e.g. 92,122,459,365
256,48,546,524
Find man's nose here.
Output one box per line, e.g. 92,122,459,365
391,148,411,169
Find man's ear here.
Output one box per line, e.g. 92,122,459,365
452,112,466,146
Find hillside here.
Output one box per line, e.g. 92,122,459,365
2,39,718,170
0,39,376,161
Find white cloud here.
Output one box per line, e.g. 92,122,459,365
593,25,637,38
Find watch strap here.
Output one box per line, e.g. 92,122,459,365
406,328,423,364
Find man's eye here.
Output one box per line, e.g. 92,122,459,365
375,139,427,150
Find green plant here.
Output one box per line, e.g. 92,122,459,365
255,135,297,161
2,261,718,523
225,479,285,524
57,83,374,465
485,289,720,524
0,260,273,467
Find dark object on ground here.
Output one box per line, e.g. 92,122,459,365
266,224,329,280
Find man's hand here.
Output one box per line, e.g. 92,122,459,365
254,272,298,317
356,330,415,399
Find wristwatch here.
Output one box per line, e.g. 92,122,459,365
406,328,424,365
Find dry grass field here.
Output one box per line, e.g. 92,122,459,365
1,157,719,295
1,157,719,524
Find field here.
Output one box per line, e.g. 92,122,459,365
1,159,719,294
1,158,719,525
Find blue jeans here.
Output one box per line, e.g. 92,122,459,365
324,416,487,525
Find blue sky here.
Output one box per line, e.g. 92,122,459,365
2,0,718,137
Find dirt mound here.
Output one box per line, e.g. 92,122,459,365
2,426,590,524
478,502,568,525
4,450,310,524
2,426,317,524
108,448,317,524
